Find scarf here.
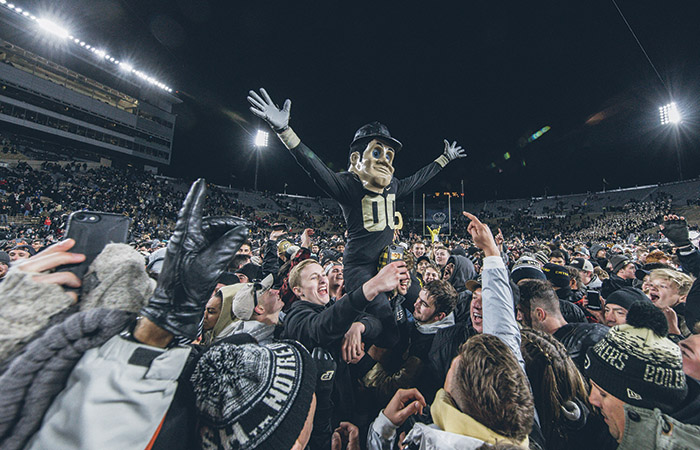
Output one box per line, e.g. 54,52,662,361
431,389,529,448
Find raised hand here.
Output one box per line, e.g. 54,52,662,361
463,211,499,257
660,214,691,247
140,179,249,340
247,88,291,131
301,228,314,249
13,239,85,302
442,140,467,162
363,261,408,301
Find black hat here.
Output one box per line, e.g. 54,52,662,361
192,340,317,450
605,287,650,311
610,255,632,274
217,271,240,286
416,255,431,266
235,262,263,282
10,244,36,257
511,261,546,284
585,302,687,413
542,263,571,289
349,122,402,153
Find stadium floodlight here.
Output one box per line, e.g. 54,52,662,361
254,130,269,147
660,102,681,125
3,2,175,93
36,18,71,39
253,130,269,191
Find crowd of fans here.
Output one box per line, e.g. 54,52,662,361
2,158,700,449
0,160,348,249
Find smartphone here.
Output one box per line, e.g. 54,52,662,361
587,290,602,311
59,211,132,280
387,244,405,263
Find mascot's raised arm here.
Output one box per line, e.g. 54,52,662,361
248,88,466,347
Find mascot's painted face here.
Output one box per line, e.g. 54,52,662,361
349,139,395,193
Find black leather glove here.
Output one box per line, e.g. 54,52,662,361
140,179,249,340
661,218,691,247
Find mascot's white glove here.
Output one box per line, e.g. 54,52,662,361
247,88,291,132
442,140,467,162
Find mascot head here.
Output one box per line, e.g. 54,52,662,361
348,122,402,193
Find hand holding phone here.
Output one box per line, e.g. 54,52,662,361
58,211,131,280
14,239,86,301
586,290,602,311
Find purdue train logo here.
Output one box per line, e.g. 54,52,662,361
432,212,447,224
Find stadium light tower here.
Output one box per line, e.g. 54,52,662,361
659,102,681,125
660,102,683,180
253,130,268,191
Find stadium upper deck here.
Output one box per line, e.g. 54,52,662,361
0,5,180,169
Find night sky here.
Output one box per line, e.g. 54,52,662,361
6,0,700,200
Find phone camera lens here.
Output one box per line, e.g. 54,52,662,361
76,214,86,221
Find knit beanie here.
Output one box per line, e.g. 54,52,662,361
605,287,650,311
610,254,632,274
542,263,570,289
192,340,317,450
585,302,687,413
511,262,546,284
235,263,263,282
534,251,549,266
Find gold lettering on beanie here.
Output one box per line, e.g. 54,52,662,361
643,365,686,389
596,343,628,370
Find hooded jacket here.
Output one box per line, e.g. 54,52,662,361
200,284,243,346
282,288,381,422
444,255,476,323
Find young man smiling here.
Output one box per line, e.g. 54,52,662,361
282,258,409,423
